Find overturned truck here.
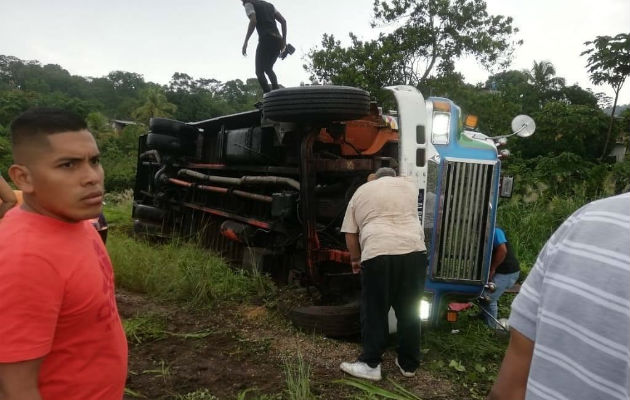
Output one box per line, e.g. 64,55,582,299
132,85,534,335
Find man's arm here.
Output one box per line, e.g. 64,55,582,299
345,233,361,274
242,15,257,56
487,328,534,400
489,243,507,280
0,358,43,400
275,10,287,49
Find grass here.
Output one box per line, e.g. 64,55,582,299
142,359,171,383
108,231,274,307
237,389,282,400
103,189,135,232
421,306,512,399
497,193,590,276
336,377,423,400
174,389,218,400
104,195,275,308
283,353,316,400
122,313,168,344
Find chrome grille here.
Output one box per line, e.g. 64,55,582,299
432,159,496,281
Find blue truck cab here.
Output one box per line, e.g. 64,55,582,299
387,86,533,325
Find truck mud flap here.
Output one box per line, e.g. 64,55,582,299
263,86,370,123
289,303,360,337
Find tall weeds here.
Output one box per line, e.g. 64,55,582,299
497,193,591,274
283,353,315,400
108,232,274,307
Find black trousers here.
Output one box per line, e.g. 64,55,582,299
255,35,282,93
358,251,427,371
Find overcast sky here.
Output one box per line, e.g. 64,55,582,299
1,0,629,104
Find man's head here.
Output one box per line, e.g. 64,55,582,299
374,167,397,179
9,108,104,223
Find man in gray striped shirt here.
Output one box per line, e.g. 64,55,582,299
489,193,630,400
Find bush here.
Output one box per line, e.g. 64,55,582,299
497,193,591,274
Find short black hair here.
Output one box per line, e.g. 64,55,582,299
10,108,87,148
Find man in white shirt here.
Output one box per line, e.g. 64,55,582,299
340,168,427,381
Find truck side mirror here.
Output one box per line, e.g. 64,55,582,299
511,115,536,138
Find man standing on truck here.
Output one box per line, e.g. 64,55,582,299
0,108,127,399
339,167,427,381
240,0,287,93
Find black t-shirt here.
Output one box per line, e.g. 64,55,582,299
496,237,520,274
250,0,281,39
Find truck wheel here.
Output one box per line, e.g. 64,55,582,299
150,118,199,140
133,204,166,222
263,86,370,122
289,303,360,337
146,133,182,153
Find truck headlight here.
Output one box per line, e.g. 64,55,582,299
431,112,450,145
419,299,431,321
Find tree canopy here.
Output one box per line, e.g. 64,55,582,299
582,33,630,158
306,0,522,98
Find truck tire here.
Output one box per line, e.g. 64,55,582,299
289,303,360,337
145,133,183,153
150,118,199,140
133,204,166,222
263,86,370,122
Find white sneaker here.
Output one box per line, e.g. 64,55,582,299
340,361,382,381
395,357,416,377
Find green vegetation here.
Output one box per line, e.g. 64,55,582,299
582,33,630,159
108,230,274,307
337,377,423,400
175,389,218,400
105,194,274,307
123,313,168,344
307,0,521,100
283,353,316,400
421,310,512,399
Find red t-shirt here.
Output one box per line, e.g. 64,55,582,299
0,207,127,399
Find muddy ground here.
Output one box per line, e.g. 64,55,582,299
118,289,466,400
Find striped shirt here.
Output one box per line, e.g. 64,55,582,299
509,193,630,400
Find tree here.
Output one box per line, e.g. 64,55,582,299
581,33,630,159
512,101,611,160
485,70,540,113
560,84,598,108
85,111,113,137
132,86,177,125
306,0,521,97
524,60,565,105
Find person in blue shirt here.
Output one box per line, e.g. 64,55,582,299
481,227,520,328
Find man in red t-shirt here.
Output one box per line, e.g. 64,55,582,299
0,108,128,399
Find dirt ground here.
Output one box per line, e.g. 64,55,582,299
118,289,465,400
